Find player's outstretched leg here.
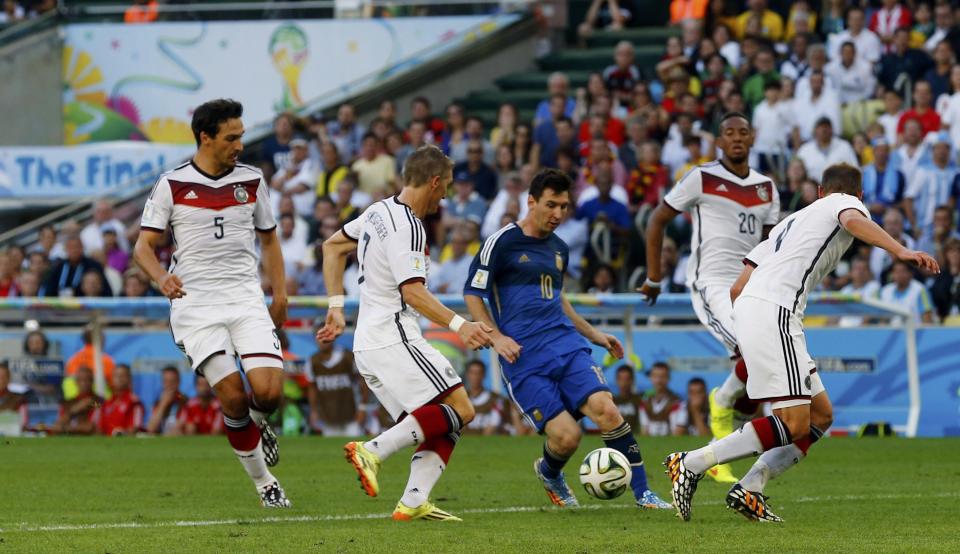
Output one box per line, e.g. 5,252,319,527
666,413,801,521
536,412,581,507
393,432,463,522
583,392,671,510
247,367,285,468
213,364,289,508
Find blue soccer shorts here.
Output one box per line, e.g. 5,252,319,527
501,347,610,433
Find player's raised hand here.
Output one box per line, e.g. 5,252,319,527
158,273,186,299
593,333,624,360
459,321,493,351
898,249,940,274
316,309,346,343
269,295,288,328
637,281,661,305
491,333,522,363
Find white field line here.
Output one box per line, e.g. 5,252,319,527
2,491,958,534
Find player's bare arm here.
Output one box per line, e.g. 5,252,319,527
839,209,940,274
400,281,493,351
639,202,682,304
464,294,522,363
729,263,755,303
258,228,288,328
561,295,623,360
133,229,186,299
317,229,357,343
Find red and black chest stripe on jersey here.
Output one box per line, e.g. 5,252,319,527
169,179,260,210
701,173,773,208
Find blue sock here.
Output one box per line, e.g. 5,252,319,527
539,443,569,479
602,421,649,498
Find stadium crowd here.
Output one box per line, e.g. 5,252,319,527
8,0,960,435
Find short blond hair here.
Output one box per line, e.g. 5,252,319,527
402,145,453,188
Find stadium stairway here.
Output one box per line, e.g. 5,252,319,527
457,25,678,127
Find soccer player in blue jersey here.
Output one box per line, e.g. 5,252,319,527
463,169,672,509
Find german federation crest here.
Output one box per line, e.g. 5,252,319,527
756,185,769,202
234,186,249,203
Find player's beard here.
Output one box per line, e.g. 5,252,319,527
726,152,748,165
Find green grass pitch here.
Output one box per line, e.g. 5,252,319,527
1,435,958,552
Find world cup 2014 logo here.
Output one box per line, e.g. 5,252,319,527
269,24,309,111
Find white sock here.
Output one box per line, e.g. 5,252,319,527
714,371,745,409
685,423,763,474
234,438,276,489
364,416,426,461
739,444,804,493
400,451,446,508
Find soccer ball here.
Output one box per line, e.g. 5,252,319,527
578,447,632,500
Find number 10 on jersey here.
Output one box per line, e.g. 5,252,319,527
540,273,554,299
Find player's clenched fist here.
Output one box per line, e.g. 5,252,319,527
637,281,661,305
458,321,493,350
316,309,346,343
158,273,186,299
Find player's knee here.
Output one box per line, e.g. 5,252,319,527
219,392,249,419
783,415,810,442
455,401,476,426
252,392,281,414
811,404,833,431
589,397,623,432
554,426,582,455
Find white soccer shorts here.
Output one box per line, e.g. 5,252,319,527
354,336,461,421
170,296,283,386
691,285,739,357
732,295,825,409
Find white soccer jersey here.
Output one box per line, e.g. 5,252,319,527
342,196,430,351
140,161,276,306
664,161,780,290
742,193,869,317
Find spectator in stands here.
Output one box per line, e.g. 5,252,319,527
742,47,780,111
627,141,669,211
430,226,473,294
678,377,710,436
326,103,365,162
828,6,882,64
925,2,956,53
42,237,110,297
482,171,529,239
796,117,857,182
588,264,616,293
0,251,17,297
900,80,942,136
752,80,796,175
297,241,325,297
145,366,186,435
924,41,954,101
315,141,348,199
878,28,933,97
100,228,128,275
870,208,917,282
604,41,642,105
673,133,714,182
331,172,369,223
555,206,589,284
513,123,534,168
898,120,931,187
534,105,577,170
578,0,627,45
177,376,223,435
0,361,27,432
463,360,504,435
23,329,49,357
784,1,816,41
490,103,518,149
905,132,957,240
578,95,626,147
862,138,906,220
124,0,158,24
578,137,628,195
308,197,335,244
98,364,143,436
377,99,401,136
270,136,316,219
841,256,881,299
618,117,647,173
395,121,428,173
919,206,960,263
121,268,152,298
780,33,811,82
877,90,904,144
444,175,487,231
534,73,576,127
735,0,782,41
306,334,363,436
712,22,740,68
880,260,935,324
871,0,912,50
578,162,631,268
409,96,445,142
639,362,683,436
441,102,467,159
65,327,116,389
930,238,960,320
453,140,497,201
278,214,308,277
826,42,878,105
494,144,518,185
261,112,296,173
52,366,100,435
79,269,108,298
670,0,707,25
80,200,128,255
611,365,642,431
30,225,57,259
913,2,935,41
0,1,25,24
351,133,396,197
459,117,495,165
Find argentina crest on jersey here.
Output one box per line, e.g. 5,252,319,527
555,252,563,271
233,185,249,203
